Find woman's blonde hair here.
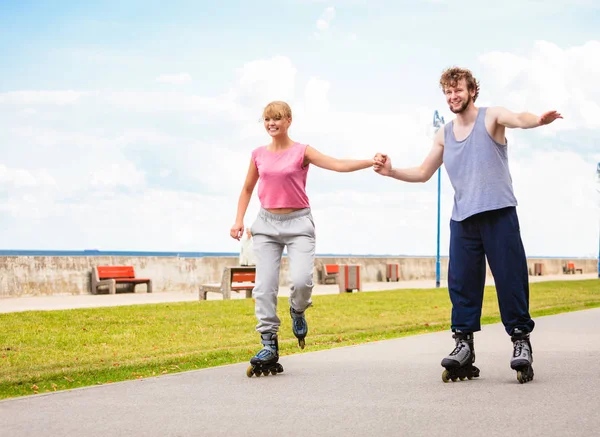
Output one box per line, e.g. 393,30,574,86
262,101,292,120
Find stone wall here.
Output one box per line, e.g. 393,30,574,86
0,255,596,297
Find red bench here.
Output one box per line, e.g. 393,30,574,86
321,264,339,284
563,262,583,274
199,266,256,300
231,271,256,290
91,266,152,295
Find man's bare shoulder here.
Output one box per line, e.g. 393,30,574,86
435,124,445,147
485,106,512,118
484,106,507,125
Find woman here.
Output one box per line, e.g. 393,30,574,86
230,100,374,377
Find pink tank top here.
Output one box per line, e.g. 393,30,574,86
252,142,310,209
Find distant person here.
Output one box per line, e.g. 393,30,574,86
230,100,375,377
239,228,256,266
373,67,562,384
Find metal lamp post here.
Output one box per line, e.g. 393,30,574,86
433,110,445,288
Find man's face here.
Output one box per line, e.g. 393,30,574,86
444,78,473,114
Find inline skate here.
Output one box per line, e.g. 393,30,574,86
290,307,308,349
441,331,480,383
246,332,284,377
510,328,534,384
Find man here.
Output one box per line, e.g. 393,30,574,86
373,67,562,384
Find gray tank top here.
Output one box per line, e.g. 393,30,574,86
443,107,518,221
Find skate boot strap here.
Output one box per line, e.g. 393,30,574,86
255,347,276,359
510,328,530,341
449,340,469,355
260,334,278,347
290,307,305,317
452,331,474,341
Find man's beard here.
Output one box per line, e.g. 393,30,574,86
449,94,471,114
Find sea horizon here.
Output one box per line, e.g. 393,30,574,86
0,249,593,259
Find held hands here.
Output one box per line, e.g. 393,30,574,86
373,152,392,176
538,110,563,126
230,222,244,240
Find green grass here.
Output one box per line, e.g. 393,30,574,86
1,279,598,399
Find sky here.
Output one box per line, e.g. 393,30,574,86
1,0,599,258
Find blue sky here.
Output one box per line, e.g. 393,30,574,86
1,0,599,258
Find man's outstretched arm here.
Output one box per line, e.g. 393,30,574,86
491,106,563,129
374,128,444,183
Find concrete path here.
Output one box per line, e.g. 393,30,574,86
1,307,599,436
1,273,596,313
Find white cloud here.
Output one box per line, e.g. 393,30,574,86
316,20,329,30
9,125,112,149
155,73,193,85
478,40,600,132
0,90,94,105
19,108,37,116
90,162,146,189
0,189,234,251
303,77,331,114
229,56,297,114
315,6,336,33
509,148,599,257
0,164,56,188
101,90,242,115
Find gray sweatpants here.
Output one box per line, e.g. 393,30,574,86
250,208,316,334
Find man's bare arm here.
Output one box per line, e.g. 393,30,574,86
374,128,444,183
491,106,563,129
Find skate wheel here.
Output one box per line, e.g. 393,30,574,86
459,377,466,381
298,339,305,349
517,369,533,384
467,376,473,380
246,366,254,378
442,370,450,383
270,370,277,375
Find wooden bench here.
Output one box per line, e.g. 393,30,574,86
91,266,152,295
199,266,256,300
320,264,339,284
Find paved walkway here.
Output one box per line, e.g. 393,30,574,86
2,306,599,436
1,273,596,313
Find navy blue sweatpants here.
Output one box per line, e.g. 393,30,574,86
448,207,535,336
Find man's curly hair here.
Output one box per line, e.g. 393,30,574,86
439,67,480,102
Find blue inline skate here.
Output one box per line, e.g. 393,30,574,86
441,331,480,383
290,307,308,349
246,332,284,377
